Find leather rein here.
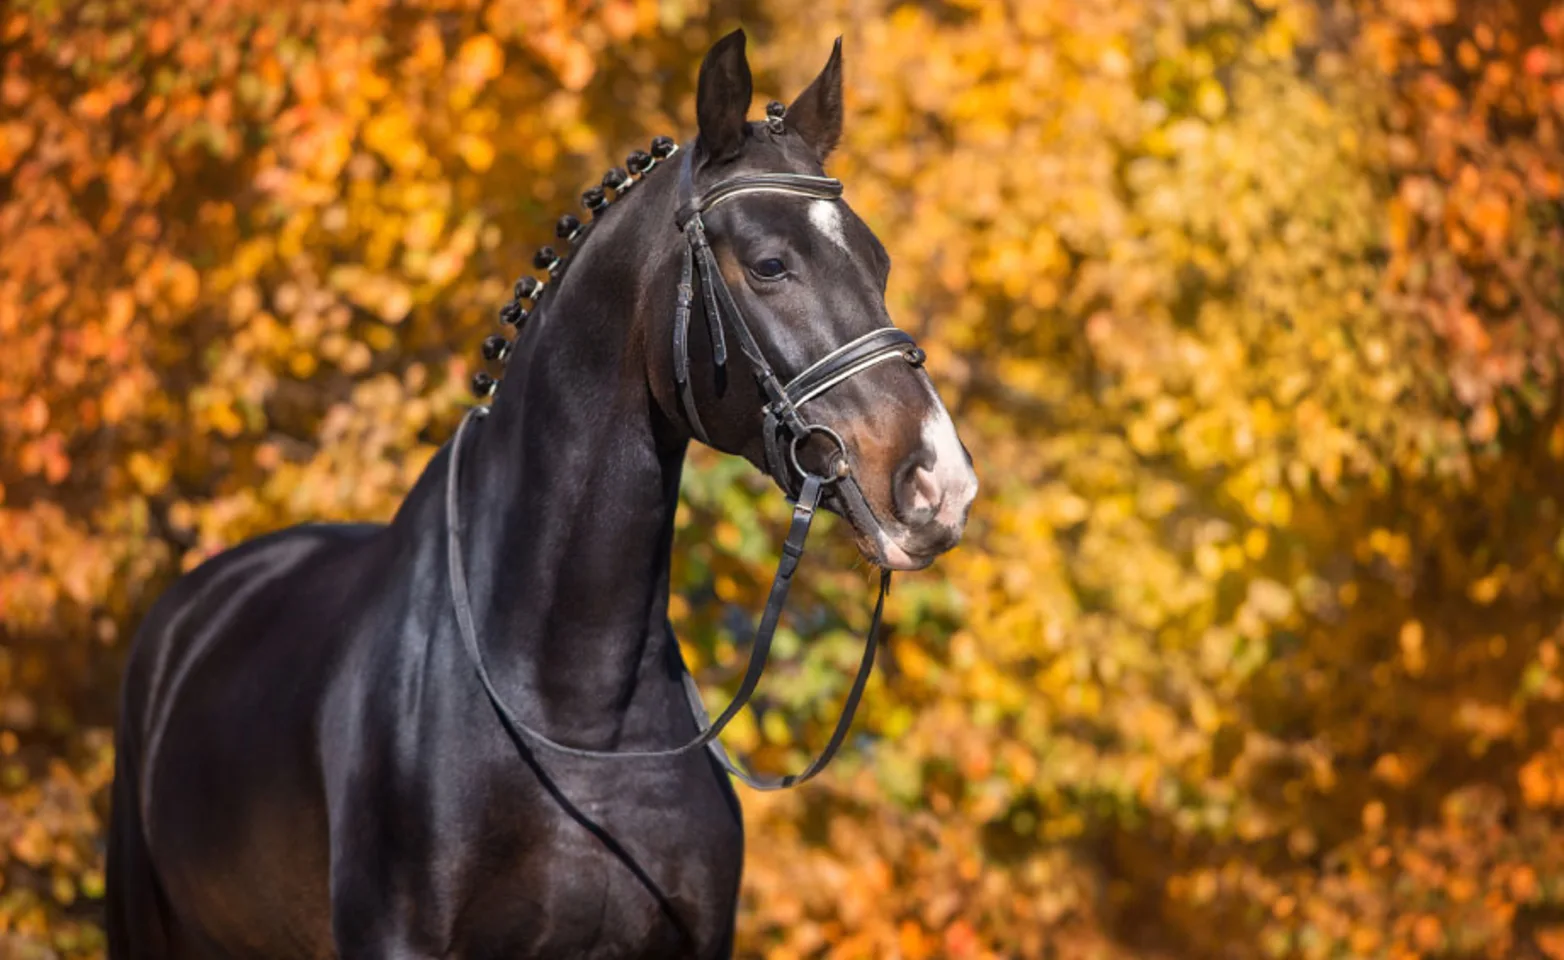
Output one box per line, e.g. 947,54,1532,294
445,148,925,790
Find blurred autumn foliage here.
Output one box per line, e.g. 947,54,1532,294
7,0,1564,955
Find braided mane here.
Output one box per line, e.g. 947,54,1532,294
468,134,683,400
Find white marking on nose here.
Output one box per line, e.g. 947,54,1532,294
808,200,850,254
920,387,978,528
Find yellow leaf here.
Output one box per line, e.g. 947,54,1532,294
1195,79,1227,120
457,34,504,87
457,134,495,173
1400,620,1426,676
1469,568,1508,606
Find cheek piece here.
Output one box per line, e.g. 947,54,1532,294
444,130,927,791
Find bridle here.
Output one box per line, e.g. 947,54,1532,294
445,143,926,790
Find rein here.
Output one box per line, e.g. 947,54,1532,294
444,147,924,791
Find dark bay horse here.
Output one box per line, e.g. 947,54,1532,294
106,29,976,958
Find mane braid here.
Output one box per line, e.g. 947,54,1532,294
470,134,682,401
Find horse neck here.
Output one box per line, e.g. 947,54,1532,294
451,173,689,748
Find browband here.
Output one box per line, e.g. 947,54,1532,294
675,173,843,229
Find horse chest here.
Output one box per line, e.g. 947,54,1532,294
446,765,744,959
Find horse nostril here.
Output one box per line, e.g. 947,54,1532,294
893,457,942,525
911,467,940,513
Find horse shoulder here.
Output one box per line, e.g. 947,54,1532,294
122,522,387,953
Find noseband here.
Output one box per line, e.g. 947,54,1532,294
444,147,925,790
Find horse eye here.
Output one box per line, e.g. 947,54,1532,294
751,258,788,281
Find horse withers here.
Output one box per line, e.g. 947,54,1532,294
107,29,976,959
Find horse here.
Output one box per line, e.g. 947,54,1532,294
105,28,977,958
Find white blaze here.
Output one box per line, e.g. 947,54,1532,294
809,200,850,253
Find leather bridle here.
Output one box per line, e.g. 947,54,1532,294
445,145,926,790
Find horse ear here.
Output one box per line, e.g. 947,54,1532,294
786,38,844,162
696,29,753,163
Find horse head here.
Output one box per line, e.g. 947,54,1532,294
640,30,979,571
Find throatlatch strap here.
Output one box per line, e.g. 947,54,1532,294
446,415,884,783
672,244,711,445
686,218,728,369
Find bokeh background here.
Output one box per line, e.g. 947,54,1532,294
5,0,1564,956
